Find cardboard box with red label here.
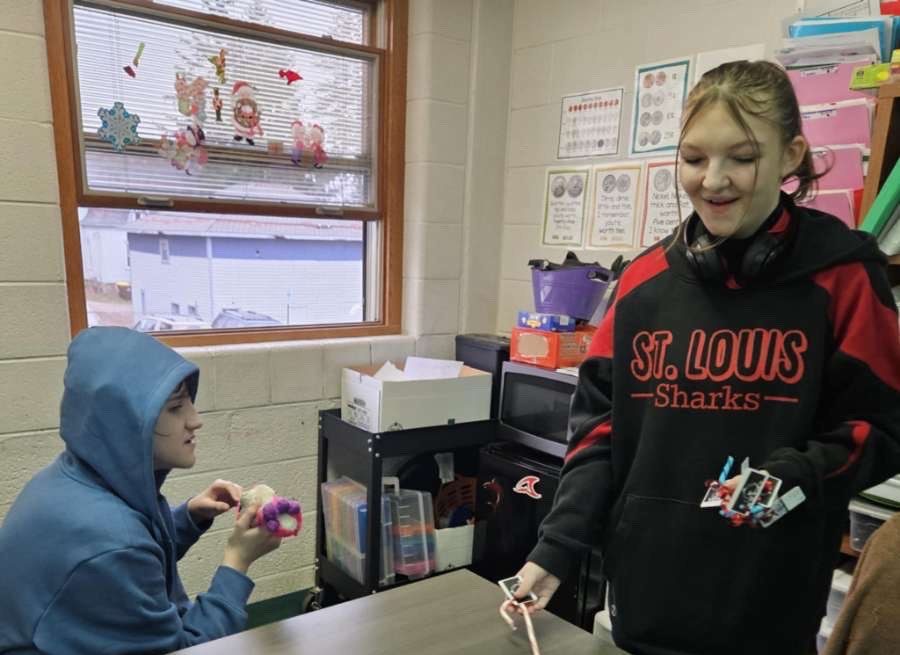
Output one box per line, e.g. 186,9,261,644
510,326,595,369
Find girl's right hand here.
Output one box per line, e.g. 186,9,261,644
223,504,282,574
511,561,561,614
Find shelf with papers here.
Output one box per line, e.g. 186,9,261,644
874,82,900,100
861,82,900,219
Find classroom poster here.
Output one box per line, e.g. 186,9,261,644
640,160,692,247
630,57,692,158
588,163,642,249
557,87,624,159
693,44,766,84
542,168,590,247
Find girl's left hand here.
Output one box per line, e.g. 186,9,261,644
188,479,243,524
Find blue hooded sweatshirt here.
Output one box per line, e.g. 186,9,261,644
0,327,254,655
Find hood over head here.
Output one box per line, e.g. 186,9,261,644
59,327,198,519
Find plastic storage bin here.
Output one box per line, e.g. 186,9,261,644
529,253,612,321
817,617,833,653
386,489,436,579
321,476,395,586
848,498,895,552
826,565,854,624
434,524,474,571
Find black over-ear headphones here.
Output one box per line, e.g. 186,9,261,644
682,207,795,284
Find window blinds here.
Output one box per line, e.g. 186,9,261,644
74,2,377,208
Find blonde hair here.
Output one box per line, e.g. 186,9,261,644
674,60,824,244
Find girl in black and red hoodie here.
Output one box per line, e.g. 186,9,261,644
514,61,900,655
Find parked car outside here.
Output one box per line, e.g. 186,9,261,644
133,314,211,332
211,308,281,329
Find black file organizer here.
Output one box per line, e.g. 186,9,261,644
315,408,496,602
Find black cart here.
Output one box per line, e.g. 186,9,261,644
314,408,496,603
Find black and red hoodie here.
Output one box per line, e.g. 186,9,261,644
528,198,900,655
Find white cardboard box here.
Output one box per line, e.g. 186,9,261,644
434,524,474,572
341,362,491,433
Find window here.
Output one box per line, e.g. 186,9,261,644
45,0,406,346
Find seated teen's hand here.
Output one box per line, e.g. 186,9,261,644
223,504,282,574
188,479,242,524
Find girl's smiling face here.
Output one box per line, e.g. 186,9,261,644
678,101,806,238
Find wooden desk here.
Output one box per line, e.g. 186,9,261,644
170,570,627,655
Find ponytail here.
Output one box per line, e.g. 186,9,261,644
784,147,828,204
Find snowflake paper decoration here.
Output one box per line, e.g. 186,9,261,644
97,102,141,152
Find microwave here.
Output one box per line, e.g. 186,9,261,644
497,361,578,459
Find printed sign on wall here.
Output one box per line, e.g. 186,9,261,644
588,162,642,249
558,87,624,159
640,160,692,247
630,57,692,157
542,168,590,247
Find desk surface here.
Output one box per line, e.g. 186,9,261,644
171,570,627,655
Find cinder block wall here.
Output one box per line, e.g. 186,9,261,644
0,0,510,602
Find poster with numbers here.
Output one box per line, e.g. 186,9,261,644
630,57,692,157
542,168,590,247
557,87,624,159
640,160,693,247
588,163,642,249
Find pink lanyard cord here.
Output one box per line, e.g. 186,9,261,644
499,599,541,655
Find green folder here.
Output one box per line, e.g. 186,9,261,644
861,156,900,235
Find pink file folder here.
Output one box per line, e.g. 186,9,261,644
783,146,865,193
801,101,872,148
788,62,871,106
799,190,856,228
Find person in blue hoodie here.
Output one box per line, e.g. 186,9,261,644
0,327,282,655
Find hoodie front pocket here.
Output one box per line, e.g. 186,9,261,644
608,494,820,653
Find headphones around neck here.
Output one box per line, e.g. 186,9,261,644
682,207,795,284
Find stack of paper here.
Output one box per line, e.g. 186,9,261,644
784,145,867,228
777,16,884,229
373,357,465,381
860,475,900,508
788,16,896,62
775,29,880,68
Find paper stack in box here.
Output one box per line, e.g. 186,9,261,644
341,357,491,433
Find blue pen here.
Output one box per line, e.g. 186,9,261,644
718,456,734,484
